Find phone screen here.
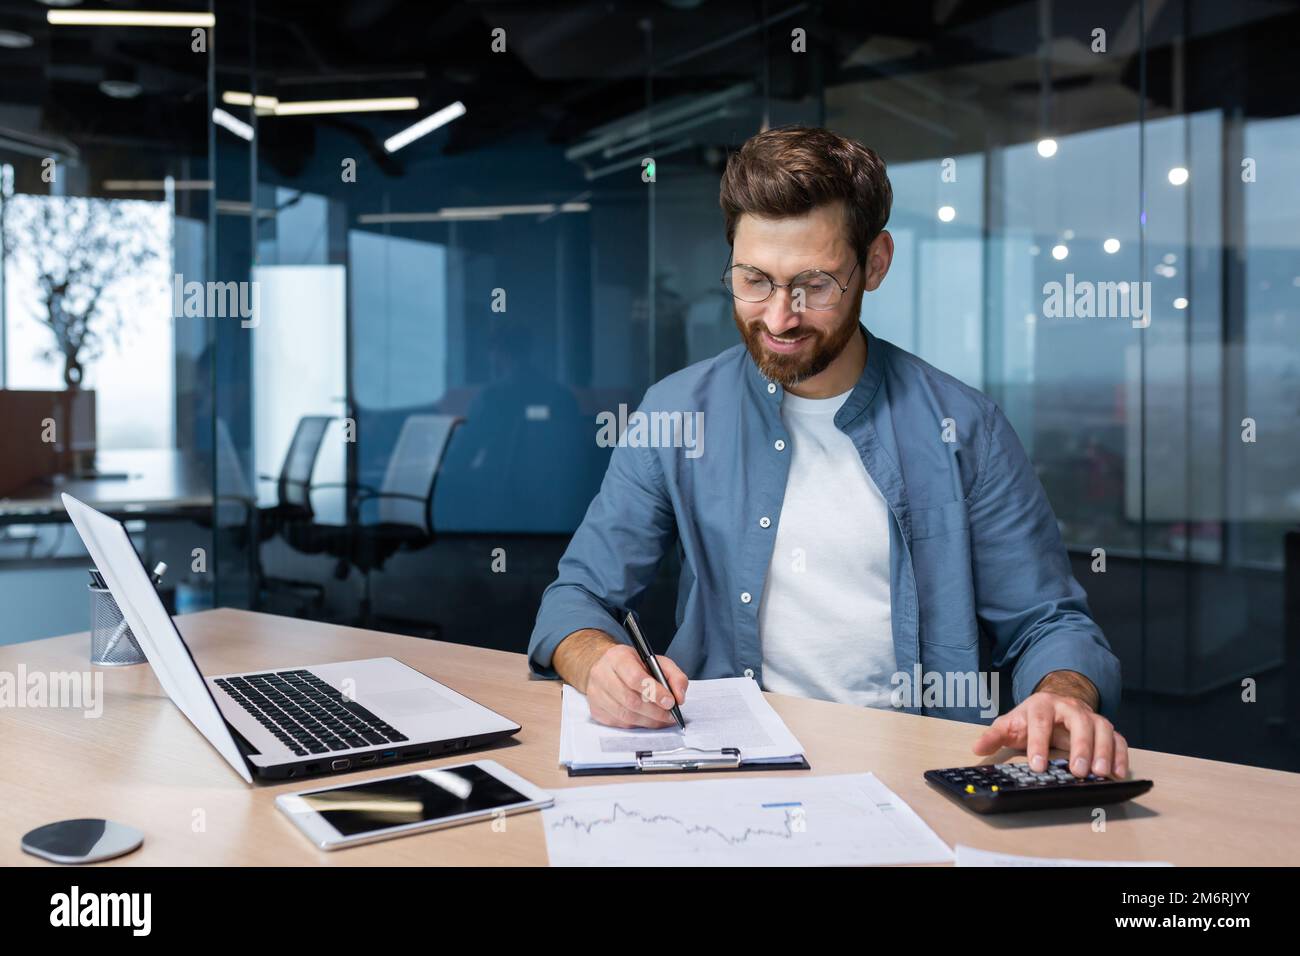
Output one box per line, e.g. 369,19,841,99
298,765,530,838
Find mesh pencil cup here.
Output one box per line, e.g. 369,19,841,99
89,579,147,666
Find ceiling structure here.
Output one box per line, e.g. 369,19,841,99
0,0,1297,195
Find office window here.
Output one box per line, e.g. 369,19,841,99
2,194,174,449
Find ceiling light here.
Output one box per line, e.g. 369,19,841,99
48,10,215,27
212,108,253,141
384,100,466,153
1036,138,1058,158
0,29,35,48
99,79,142,99
1168,166,1189,185
1173,297,1188,310
1051,244,1069,260
358,203,590,224
1103,238,1121,254
274,97,417,117
223,91,279,111
937,205,955,222
103,179,213,191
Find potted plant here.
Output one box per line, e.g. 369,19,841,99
1,194,162,474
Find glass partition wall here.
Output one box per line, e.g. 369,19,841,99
0,0,216,641
2,1,1295,772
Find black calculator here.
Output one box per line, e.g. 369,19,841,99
925,759,1153,814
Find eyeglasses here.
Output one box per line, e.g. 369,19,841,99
721,256,859,311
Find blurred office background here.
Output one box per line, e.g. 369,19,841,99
0,0,1297,771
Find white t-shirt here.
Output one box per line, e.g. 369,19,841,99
758,387,896,708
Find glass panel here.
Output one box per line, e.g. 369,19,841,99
2,1,1291,774
0,2,215,640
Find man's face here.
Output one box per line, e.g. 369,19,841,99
730,202,865,387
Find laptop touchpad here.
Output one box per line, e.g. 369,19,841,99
368,688,461,717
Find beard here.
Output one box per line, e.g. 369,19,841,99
733,291,864,387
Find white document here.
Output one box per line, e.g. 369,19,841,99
559,677,805,770
543,772,954,866
955,844,1173,867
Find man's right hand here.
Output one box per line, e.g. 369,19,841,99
552,630,689,729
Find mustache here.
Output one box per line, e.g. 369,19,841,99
740,320,823,342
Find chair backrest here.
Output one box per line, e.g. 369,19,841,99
278,415,333,512
215,418,253,502
376,414,458,531
213,418,254,528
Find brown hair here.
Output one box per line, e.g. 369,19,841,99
719,125,892,266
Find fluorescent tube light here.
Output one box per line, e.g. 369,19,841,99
212,108,253,141
222,92,280,111
274,97,418,116
48,10,216,27
383,101,466,153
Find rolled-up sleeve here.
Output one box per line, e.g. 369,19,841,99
969,403,1123,721
527,426,678,678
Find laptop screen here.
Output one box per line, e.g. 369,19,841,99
62,493,254,783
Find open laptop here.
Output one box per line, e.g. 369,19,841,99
62,493,521,783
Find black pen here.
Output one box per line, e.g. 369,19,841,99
621,611,686,729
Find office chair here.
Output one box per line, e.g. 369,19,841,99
344,413,460,632
252,414,334,614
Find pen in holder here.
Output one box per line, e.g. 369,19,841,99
88,563,163,667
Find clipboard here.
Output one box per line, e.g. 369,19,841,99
566,746,812,777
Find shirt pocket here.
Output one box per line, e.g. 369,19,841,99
909,498,979,648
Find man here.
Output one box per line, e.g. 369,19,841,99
528,126,1128,780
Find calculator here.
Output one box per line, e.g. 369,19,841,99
924,759,1153,814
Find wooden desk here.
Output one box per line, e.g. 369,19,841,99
1,609,1296,866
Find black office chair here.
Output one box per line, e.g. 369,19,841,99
344,413,460,631
252,414,334,614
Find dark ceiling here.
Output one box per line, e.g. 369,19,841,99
1,0,1298,192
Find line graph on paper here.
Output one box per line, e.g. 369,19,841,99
542,774,954,867
549,800,808,846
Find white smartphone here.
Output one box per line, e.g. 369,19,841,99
275,759,553,850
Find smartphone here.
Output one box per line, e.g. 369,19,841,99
275,759,553,850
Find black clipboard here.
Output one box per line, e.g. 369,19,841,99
566,746,812,777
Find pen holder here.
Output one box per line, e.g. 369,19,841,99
89,582,147,667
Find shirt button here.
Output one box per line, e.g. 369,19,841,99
774,439,786,452
767,382,777,394
743,668,755,679
740,591,752,604
759,516,771,528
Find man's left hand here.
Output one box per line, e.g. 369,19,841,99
971,671,1129,778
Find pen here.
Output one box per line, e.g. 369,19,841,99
621,611,686,729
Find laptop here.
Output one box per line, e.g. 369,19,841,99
62,493,521,783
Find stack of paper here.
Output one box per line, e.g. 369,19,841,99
559,677,806,772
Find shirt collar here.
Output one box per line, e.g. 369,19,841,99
744,324,885,427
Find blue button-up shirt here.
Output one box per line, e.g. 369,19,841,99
528,327,1121,724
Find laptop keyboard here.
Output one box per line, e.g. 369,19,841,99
215,669,410,757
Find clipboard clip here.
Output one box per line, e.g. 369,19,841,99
634,746,742,772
